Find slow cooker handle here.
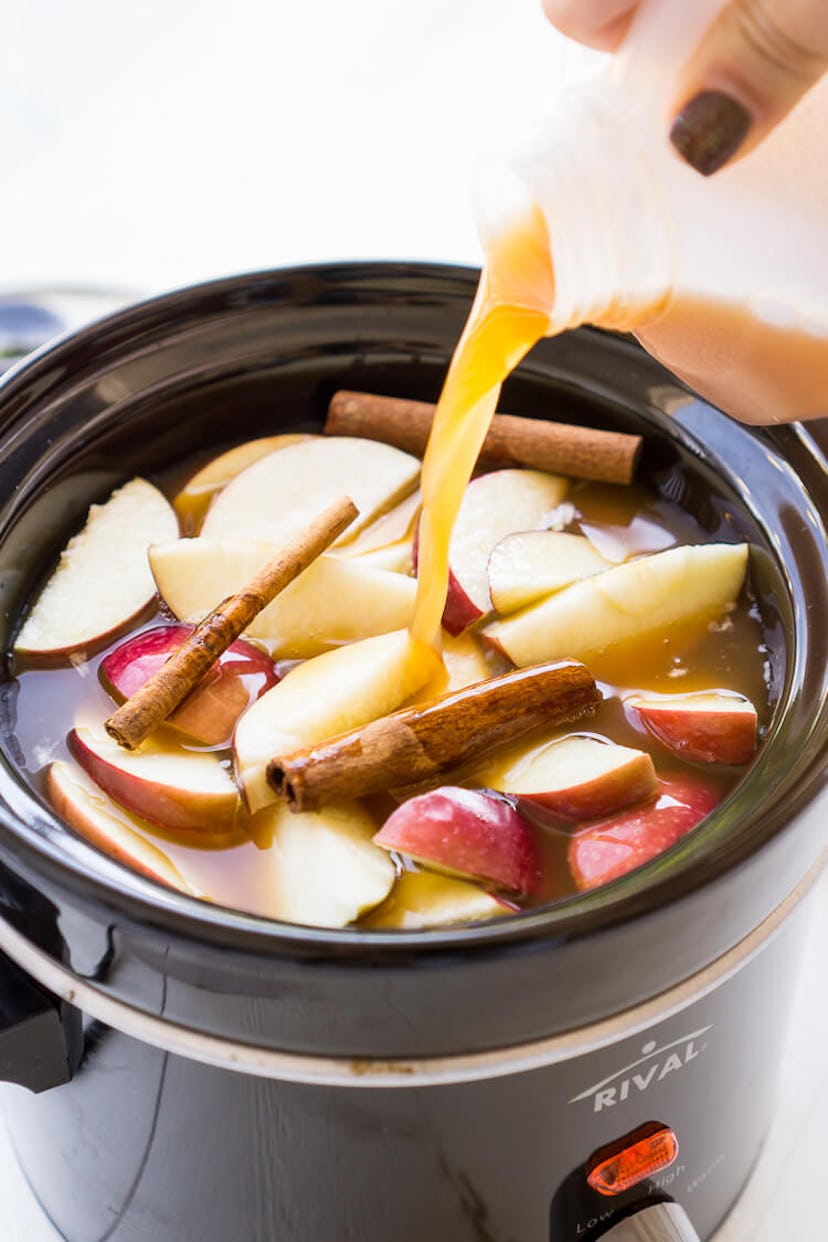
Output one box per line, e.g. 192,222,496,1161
597,1202,701,1241
0,948,78,1092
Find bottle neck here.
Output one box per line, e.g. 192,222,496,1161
488,88,677,334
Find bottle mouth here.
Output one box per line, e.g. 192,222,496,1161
472,158,539,259
470,159,557,324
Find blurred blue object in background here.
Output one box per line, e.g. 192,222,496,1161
0,299,63,371
0,290,131,374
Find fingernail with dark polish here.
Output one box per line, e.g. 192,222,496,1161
669,90,752,176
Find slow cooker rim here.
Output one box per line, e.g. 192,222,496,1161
1,259,826,964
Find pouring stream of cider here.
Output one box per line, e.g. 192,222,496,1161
412,206,555,646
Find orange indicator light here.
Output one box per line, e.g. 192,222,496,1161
587,1123,679,1197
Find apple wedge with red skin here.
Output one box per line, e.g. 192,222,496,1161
373,787,539,895
14,477,179,661
416,468,568,636
70,721,245,846
47,760,202,896
568,775,721,892
494,734,658,822
627,691,758,765
101,624,279,747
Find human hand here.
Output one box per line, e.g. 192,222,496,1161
542,0,828,174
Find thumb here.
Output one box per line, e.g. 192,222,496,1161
669,0,828,175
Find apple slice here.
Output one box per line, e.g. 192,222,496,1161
200,436,420,547
234,629,441,812
46,760,201,896
333,491,419,574
373,787,539,895
578,515,676,564
100,624,279,747
252,799,395,928
364,871,508,929
438,469,569,635
568,774,720,891
485,543,749,668
410,631,503,706
340,538,413,574
491,734,658,821
336,489,421,558
70,720,245,845
440,631,501,692
14,478,179,660
149,539,417,658
628,691,758,765
488,530,611,614
174,434,313,531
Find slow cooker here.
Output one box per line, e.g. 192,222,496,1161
0,263,826,1242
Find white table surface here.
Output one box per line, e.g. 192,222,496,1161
2,3,826,1238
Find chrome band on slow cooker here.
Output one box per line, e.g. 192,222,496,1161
0,859,820,1087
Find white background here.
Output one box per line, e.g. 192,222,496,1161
1,0,599,295
1,2,826,1238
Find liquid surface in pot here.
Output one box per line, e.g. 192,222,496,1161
8,212,771,929
10,458,768,927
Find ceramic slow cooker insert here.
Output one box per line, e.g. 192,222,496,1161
0,263,827,1242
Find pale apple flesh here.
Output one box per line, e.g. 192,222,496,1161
335,489,421,561
70,721,246,846
363,870,509,929
149,538,418,659
438,468,569,635
485,543,749,671
627,691,758,765
200,436,420,547
373,786,539,895
578,513,676,564
174,433,314,532
567,775,721,891
489,734,658,821
100,624,279,747
487,530,612,614
47,760,202,897
251,799,395,928
409,630,507,704
341,538,413,574
14,478,179,660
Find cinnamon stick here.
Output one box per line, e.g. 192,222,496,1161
105,495,359,750
326,390,641,485
268,660,599,812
